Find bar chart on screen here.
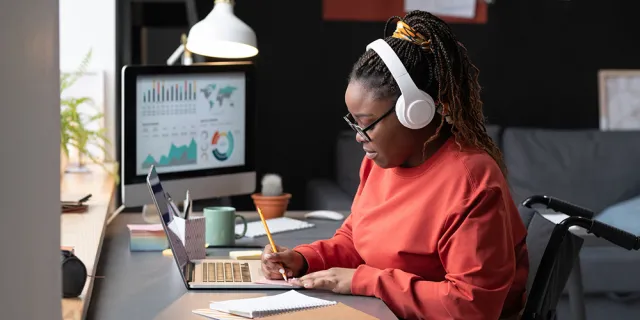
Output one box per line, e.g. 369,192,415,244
139,79,198,116
135,72,247,175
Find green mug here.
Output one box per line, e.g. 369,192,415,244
203,207,247,246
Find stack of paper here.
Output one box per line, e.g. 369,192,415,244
236,217,315,238
193,290,336,319
127,224,168,252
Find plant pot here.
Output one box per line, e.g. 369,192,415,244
251,193,292,219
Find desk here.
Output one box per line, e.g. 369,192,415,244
87,211,397,320
60,164,117,320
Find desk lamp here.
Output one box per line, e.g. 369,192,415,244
166,0,258,65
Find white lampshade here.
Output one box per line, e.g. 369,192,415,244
186,0,258,59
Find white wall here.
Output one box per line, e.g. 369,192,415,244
0,0,61,319
59,0,117,159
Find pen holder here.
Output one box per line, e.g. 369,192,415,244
184,216,206,260
166,215,207,261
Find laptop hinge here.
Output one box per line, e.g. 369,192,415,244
185,262,195,282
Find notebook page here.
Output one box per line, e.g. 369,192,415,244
192,309,248,320
209,290,336,318
235,217,315,238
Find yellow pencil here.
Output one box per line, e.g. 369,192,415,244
256,207,288,281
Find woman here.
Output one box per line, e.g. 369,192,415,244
261,10,528,320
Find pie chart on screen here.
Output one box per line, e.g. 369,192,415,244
211,130,234,161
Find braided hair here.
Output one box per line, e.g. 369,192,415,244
349,10,506,176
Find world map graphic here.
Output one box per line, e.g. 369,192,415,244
200,84,237,109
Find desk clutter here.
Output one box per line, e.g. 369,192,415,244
210,290,335,317
236,217,315,238
128,216,206,260
61,247,87,298
229,250,262,260
128,224,168,251
128,214,315,253
192,290,379,319
61,194,92,213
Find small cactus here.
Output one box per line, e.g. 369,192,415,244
261,174,283,196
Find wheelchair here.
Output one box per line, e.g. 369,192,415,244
519,195,640,320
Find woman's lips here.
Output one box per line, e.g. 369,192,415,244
364,149,378,159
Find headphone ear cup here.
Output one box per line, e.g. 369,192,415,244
398,91,436,130
395,95,410,128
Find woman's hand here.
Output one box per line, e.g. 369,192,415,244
293,268,356,294
261,244,306,280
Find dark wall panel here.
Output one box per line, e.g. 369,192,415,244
118,0,640,210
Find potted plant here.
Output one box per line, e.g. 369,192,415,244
251,173,292,219
60,49,118,181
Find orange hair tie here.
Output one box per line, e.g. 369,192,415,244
392,20,432,52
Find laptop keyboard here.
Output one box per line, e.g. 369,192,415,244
202,262,252,283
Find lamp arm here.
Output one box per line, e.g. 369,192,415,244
166,44,186,66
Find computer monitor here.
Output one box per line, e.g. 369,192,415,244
120,63,256,208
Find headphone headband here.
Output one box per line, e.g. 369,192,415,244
365,39,436,130
366,39,423,102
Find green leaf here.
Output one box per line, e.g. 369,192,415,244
59,48,118,183
60,49,93,94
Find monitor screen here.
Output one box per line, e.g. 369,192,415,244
135,72,246,176
121,64,256,207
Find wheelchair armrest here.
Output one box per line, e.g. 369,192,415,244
522,195,595,219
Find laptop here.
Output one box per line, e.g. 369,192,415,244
146,165,294,289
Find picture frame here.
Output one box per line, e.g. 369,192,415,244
598,69,640,131
322,0,489,24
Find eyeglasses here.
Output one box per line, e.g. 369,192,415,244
343,106,395,142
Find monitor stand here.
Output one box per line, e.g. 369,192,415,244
141,196,232,223
142,203,161,224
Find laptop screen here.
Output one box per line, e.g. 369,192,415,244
146,166,190,278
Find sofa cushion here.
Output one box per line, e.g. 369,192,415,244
502,128,640,213
596,194,640,236
335,131,364,197
305,179,354,211
579,246,640,293
485,124,502,149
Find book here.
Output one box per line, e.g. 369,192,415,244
127,224,168,251
208,290,336,318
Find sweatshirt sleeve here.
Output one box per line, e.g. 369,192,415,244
293,214,364,274
351,187,517,320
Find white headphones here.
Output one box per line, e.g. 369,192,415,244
366,39,436,130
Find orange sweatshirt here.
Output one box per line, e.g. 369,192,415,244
294,138,529,320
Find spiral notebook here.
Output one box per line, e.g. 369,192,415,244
236,217,315,238
208,290,336,318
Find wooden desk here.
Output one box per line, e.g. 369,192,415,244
60,164,117,320
87,211,396,319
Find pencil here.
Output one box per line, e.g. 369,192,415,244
256,207,288,282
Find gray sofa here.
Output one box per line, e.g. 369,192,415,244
306,126,640,320
306,130,364,212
